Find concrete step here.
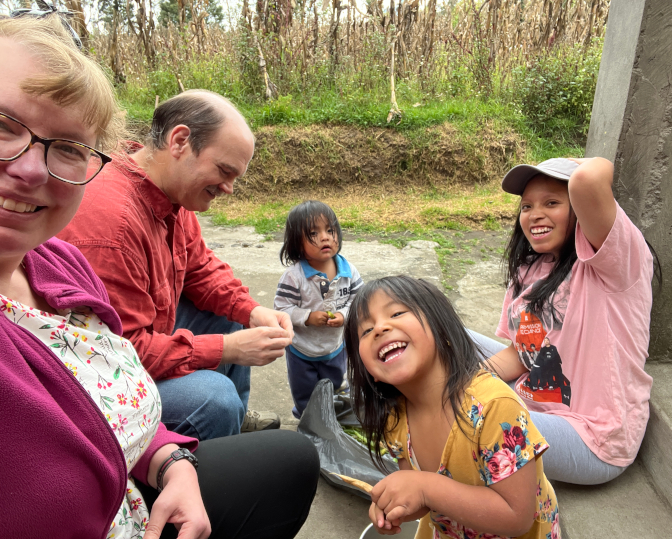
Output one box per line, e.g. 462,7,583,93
640,363,672,506
555,458,672,538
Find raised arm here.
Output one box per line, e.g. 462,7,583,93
568,157,617,252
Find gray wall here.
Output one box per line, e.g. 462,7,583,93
586,0,672,361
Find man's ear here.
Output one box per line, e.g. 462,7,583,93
167,125,191,158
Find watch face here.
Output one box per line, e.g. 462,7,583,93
174,448,199,468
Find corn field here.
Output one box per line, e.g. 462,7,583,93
2,0,609,133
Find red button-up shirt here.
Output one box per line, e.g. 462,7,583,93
58,144,259,380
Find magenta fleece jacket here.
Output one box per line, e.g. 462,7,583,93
0,237,197,538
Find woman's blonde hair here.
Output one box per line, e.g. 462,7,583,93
0,15,124,152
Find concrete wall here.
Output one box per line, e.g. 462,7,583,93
586,0,672,362
585,0,646,161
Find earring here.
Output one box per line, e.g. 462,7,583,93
446,339,451,347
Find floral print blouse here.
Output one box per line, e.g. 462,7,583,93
385,371,560,539
0,294,161,539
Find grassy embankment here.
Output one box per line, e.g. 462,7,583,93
116,40,599,248
120,93,585,238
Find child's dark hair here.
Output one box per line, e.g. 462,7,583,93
279,200,342,266
505,181,663,321
504,204,578,323
344,275,483,471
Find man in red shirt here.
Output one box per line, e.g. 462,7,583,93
59,90,294,439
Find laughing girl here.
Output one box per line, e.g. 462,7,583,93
345,276,559,539
477,157,659,485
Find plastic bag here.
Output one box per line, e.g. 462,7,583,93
298,379,398,499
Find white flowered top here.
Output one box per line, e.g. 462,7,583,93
0,294,161,539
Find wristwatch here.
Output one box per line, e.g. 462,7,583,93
156,447,199,492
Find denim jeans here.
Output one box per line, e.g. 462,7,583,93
155,296,251,440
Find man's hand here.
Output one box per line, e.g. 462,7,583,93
326,312,344,327
221,306,294,367
221,326,292,366
249,306,294,339
306,311,330,326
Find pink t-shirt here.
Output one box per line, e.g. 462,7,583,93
496,205,654,466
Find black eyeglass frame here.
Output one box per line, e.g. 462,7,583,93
0,112,112,185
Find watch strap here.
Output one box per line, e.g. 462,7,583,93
156,448,198,492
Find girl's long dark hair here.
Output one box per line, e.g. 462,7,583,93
505,203,663,319
344,276,483,472
504,206,577,321
279,200,342,266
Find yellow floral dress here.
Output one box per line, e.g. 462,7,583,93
385,371,560,539
0,294,161,539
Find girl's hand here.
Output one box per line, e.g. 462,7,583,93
144,448,211,539
371,470,430,526
326,312,344,327
368,502,402,535
306,311,330,326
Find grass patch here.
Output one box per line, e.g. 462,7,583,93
121,89,584,162
208,179,518,237
209,200,296,235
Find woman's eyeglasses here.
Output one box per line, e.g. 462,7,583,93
0,113,111,185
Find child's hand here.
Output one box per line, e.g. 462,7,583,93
371,470,430,526
306,311,330,326
368,502,402,535
326,312,344,327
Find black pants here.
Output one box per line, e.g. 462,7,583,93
138,430,320,539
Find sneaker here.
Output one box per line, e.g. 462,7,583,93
241,409,281,432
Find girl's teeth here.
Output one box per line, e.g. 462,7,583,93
385,350,404,362
379,342,407,360
3,198,17,211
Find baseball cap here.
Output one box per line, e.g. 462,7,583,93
501,158,579,195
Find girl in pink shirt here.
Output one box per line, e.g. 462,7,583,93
480,157,660,485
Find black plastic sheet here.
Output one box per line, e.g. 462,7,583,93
297,379,398,500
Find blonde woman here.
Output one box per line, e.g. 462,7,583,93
0,14,318,539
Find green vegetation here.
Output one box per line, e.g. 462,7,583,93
208,200,476,248
210,201,293,235
117,36,601,162
343,426,390,457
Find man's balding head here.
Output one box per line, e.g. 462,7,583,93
148,90,252,155
133,89,255,212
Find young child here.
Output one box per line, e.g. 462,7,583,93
344,276,559,539
274,200,363,418
476,157,659,485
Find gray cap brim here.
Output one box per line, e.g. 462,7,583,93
501,158,579,195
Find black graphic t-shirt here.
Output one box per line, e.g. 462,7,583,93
504,271,572,408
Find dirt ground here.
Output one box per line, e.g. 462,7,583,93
266,226,511,302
